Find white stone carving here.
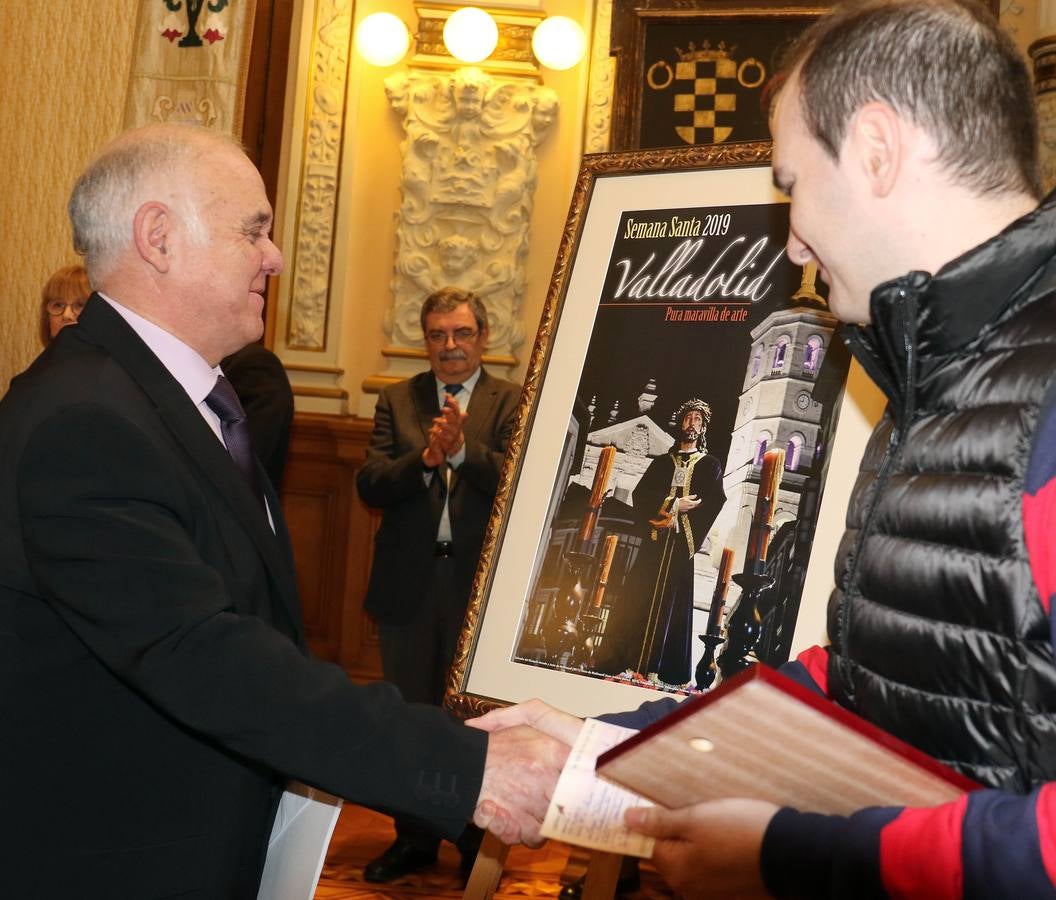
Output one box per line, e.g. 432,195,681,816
149,94,218,127
385,67,558,357
286,0,351,351
585,0,615,153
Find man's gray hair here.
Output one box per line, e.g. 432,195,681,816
781,0,1040,199
419,286,489,334
68,124,242,282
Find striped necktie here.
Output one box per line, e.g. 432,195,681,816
205,375,265,511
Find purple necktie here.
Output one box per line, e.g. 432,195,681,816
205,375,265,510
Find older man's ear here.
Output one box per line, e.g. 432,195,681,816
133,202,172,274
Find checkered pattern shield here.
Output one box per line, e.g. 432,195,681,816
673,58,737,144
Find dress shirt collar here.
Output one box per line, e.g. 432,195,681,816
98,292,221,406
434,365,482,406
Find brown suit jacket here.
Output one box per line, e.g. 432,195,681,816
357,368,521,624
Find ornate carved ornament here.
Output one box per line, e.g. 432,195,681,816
285,0,352,352
385,67,558,362
412,5,545,79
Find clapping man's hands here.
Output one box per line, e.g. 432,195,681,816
434,393,467,456
422,394,466,469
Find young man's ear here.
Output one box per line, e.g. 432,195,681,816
849,101,902,198
133,202,171,273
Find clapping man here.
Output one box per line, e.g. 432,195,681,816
358,287,522,882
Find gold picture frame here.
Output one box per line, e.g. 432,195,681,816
447,142,859,719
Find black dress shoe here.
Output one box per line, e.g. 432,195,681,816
558,867,642,898
363,839,439,883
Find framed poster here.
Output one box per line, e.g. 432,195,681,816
447,143,855,719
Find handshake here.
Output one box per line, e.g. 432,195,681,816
467,699,584,846
465,699,776,900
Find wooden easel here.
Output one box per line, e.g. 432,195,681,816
462,833,623,900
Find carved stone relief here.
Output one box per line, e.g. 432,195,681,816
384,67,558,358
285,0,352,351
585,0,615,153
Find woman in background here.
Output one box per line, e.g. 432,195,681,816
39,264,90,345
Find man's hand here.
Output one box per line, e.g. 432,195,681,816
648,494,702,530
677,493,702,513
432,395,467,458
422,431,445,469
473,724,569,846
468,698,584,746
625,799,778,899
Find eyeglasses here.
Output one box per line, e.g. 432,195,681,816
425,327,479,345
46,300,86,317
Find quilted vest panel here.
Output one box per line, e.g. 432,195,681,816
828,254,1056,791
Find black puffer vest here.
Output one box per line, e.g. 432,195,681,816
827,197,1056,791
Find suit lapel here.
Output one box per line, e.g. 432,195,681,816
462,368,497,449
409,372,446,525
448,368,498,501
76,297,302,638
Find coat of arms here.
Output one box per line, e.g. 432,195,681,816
647,41,766,145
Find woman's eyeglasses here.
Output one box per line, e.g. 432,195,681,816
46,300,86,317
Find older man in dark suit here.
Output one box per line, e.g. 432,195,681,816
0,125,562,899
357,287,522,882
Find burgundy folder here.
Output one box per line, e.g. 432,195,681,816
596,664,979,815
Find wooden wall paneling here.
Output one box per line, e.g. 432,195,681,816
282,412,384,682
241,0,293,198
241,0,294,346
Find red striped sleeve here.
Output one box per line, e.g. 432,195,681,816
1023,482,1056,614
794,644,830,696
879,795,968,900
1024,387,1056,614
1038,783,1056,887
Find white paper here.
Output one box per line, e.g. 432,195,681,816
540,719,656,858
256,782,343,900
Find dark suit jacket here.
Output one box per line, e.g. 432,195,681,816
357,369,521,625
221,342,294,491
0,296,486,899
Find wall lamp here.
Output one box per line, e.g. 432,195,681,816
355,6,586,72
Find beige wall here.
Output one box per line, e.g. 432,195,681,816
0,2,138,393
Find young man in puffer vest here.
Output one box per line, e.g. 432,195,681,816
470,1,1056,896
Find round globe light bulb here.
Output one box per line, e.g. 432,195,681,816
532,16,586,71
443,7,499,64
354,12,411,67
